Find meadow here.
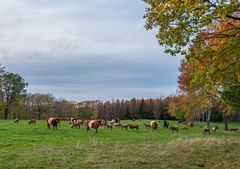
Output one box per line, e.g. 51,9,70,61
0,119,240,169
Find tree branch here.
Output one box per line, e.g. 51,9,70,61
226,14,240,20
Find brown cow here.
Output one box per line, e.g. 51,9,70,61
185,122,193,127
169,125,179,133
203,126,210,134
29,119,36,125
47,117,60,129
86,120,102,133
14,118,19,124
121,124,129,130
150,121,158,130
211,126,219,132
129,124,139,131
230,128,238,132
71,119,82,128
106,124,113,130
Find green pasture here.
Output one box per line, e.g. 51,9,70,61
0,120,240,169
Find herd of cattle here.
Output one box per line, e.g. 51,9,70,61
13,117,239,134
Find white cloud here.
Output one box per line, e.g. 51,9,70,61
0,0,182,101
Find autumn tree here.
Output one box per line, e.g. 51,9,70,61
143,0,240,55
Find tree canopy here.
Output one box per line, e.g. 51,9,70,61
143,0,240,55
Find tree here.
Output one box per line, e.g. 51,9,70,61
0,72,28,119
138,98,146,119
145,98,155,119
221,83,240,109
27,93,54,120
129,98,138,119
143,0,240,55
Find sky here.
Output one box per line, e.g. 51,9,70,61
0,0,182,101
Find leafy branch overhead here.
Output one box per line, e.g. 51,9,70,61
143,0,240,55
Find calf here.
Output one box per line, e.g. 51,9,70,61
114,123,122,128
121,124,129,130
129,124,139,131
14,118,19,124
150,121,158,130
28,119,36,125
203,126,210,134
106,124,113,130
71,119,82,128
185,122,194,127
163,120,169,128
211,126,219,132
169,125,179,133
230,128,238,132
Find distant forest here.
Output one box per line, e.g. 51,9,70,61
1,92,239,122
0,64,239,122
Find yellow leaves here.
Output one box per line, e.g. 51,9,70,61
237,74,240,82
230,0,238,5
183,0,195,7
153,6,162,13
174,0,180,8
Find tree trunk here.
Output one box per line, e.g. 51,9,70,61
234,110,240,122
207,107,211,128
4,107,9,120
206,98,211,128
38,113,41,120
223,112,229,131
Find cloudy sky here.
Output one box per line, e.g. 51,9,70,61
0,0,182,101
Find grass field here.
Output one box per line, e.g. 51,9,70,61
0,120,240,169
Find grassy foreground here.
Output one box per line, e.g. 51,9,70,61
0,119,240,169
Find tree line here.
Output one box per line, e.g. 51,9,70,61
0,64,238,122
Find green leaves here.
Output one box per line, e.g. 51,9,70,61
143,0,240,55
220,83,240,109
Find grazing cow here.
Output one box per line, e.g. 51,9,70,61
47,117,60,129
150,121,158,130
86,120,102,133
100,120,107,127
143,124,151,128
230,128,238,132
163,120,169,128
121,124,129,130
211,126,219,132
111,118,120,124
169,125,179,133
14,118,19,124
71,119,82,128
185,122,194,127
106,124,113,130
114,123,122,128
69,117,77,125
28,119,36,125
84,120,90,125
129,124,139,131
203,126,210,134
